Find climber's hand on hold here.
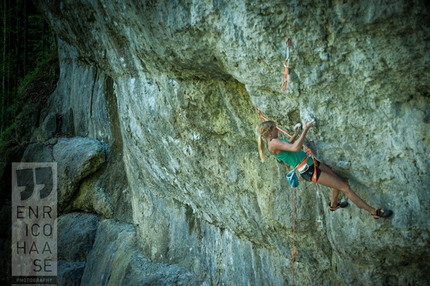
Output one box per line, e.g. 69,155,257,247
304,119,315,130
293,123,301,133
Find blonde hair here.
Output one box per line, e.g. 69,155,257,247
257,121,276,162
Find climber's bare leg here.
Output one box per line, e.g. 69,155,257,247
318,163,342,208
316,170,374,214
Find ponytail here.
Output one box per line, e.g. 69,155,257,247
257,121,276,163
258,134,266,162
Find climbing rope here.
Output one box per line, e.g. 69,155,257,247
255,106,297,285
281,38,291,90
291,186,297,286
255,107,322,285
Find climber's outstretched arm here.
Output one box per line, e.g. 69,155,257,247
269,120,314,153
289,129,299,142
289,122,306,143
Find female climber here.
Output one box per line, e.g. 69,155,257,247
258,120,393,219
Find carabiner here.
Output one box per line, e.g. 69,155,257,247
285,38,291,61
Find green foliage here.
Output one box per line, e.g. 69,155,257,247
0,123,16,156
17,47,59,106
0,0,58,155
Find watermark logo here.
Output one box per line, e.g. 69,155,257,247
12,163,57,285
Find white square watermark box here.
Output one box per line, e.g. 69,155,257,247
11,162,57,285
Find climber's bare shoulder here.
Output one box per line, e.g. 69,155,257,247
268,138,293,154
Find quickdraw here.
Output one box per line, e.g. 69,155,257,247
281,38,292,91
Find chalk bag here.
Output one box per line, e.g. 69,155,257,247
287,170,299,188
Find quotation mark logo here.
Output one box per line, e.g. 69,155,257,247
16,167,54,201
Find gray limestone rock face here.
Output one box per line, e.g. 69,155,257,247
57,212,100,286
57,212,100,262
20,137,108,212
81,219,207,285
57,260,85,286
32,0,430,285
52,137,107,212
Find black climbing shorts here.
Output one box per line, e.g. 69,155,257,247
300,161,321,182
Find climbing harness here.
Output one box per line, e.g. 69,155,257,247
295,156,318,183
286,154,318,189
255,106,319,286
281,38,292,90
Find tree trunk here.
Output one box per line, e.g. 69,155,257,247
23,0,28,77
14,0,23,92
1,0,7,132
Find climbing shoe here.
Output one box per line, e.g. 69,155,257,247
372,208,393,219
329,201,349,212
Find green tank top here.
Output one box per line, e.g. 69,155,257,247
268,139,313,168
